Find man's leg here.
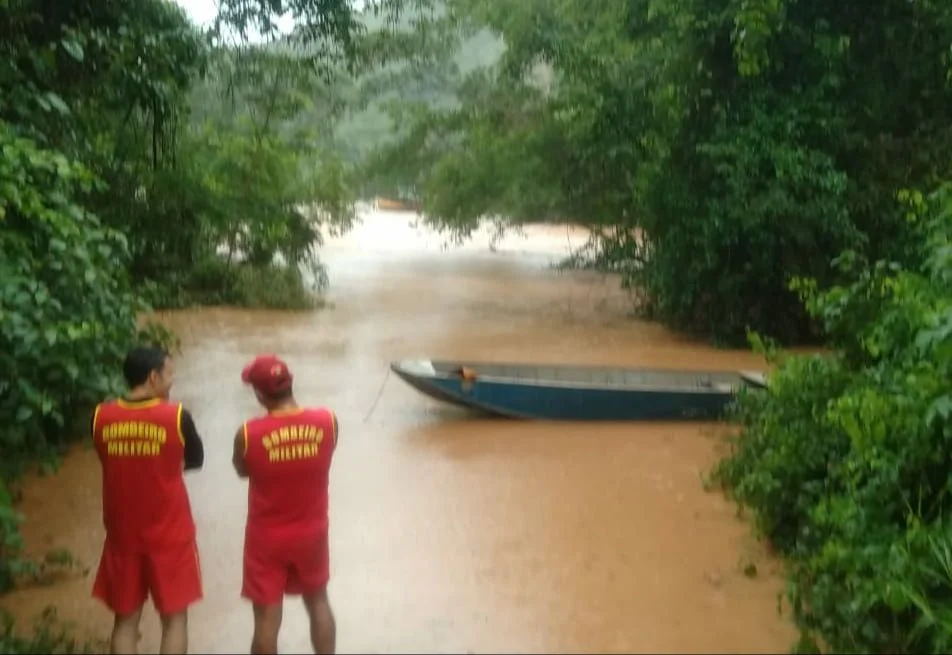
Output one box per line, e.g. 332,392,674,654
302,587,336,654
159,611,189,655
251,602,283,654
290,532,333,654
111,607,144,654
243,537,286,654
149,540,204,655
92,541,148,654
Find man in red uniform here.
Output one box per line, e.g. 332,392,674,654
91,346,205,654
232,354,338,655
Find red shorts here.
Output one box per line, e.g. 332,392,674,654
92,539,203,616
242,531,330,606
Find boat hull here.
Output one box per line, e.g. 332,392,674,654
390,360,766,421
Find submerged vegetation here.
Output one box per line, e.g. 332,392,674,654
3,0,952,652
0,607,106,654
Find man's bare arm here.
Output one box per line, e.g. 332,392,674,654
232,428,248,478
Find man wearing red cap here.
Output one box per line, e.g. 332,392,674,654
232,354,338,655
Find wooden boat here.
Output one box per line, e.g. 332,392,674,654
390,359,768,421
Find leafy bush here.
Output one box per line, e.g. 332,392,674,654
0,122,174,592
712,183,952,653
182,257,326,310
0,481,26,594
0,124,153,477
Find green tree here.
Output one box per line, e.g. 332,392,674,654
362,0,952,345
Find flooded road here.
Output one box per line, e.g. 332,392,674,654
1,209,797,653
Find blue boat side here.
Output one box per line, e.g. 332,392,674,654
429,377,731,420
390,361,745,421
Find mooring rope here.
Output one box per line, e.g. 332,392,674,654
362,366,392,423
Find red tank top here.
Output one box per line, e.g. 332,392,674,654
242,407,337,542
92,398,196,552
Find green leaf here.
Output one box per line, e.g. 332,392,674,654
44,92,70,115
61,39,84,62
926,395,952,425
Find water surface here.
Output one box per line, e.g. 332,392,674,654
2,209,795,653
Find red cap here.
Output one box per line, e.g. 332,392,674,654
241,354,293,396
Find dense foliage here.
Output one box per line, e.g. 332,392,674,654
713,185,952,652
365,0,952,345
0,0,408,609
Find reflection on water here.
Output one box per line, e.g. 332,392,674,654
1,209,796,653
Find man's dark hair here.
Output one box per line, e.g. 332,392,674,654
123,346,170,388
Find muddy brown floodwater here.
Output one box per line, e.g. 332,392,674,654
1,209,798,654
